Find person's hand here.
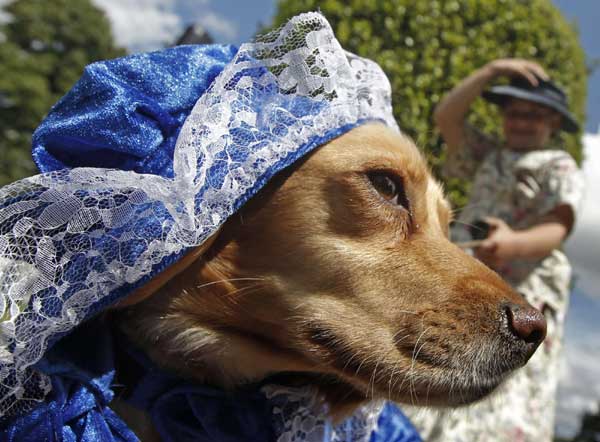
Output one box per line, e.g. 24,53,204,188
485,58,549,86
474,217,522,271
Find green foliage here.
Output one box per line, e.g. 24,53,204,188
269,0,588,207
0,0,126,186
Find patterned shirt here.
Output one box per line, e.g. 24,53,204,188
405,125,585,442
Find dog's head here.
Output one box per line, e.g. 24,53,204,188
116,123,545,410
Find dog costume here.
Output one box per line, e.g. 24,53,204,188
0,12,420,442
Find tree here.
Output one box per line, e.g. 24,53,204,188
0,0,126,186
269,0,588,207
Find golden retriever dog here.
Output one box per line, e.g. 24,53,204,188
112,123,546,438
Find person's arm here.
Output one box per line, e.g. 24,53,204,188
434,59,548,153
474,205,573,271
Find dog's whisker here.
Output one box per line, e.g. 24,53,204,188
408,326,432,406
352,354,370,379
227,284,264,298
392,329,412,345
424,369,436,407
387,360,399,401
393,369,411,404
341,350,362,375
449,219,485,230
194,277,266,291
222,285,267,316
368,352,386,400
389,335,415,399
369,337,404,400
450,201,491,216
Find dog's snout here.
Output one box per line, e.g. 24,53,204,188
504,303,547,345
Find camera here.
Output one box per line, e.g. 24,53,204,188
469,219,491,240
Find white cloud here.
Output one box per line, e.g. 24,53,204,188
198,11,237,41
572,265,600,297
169,0,238,44
565,132,600,297
92,0,238,52
556,330,600,437
93,0,182,52
555,133,600,437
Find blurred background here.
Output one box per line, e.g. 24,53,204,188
0,0,597,440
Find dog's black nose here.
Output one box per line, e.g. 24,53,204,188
505,303,547,345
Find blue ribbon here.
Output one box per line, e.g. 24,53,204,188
122,340,275,442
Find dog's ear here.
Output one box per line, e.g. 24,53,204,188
112,229,221,308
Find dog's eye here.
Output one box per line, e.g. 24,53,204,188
367,171,410,210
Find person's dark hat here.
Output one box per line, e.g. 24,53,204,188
482,75,579,133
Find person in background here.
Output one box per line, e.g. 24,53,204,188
406,59,585,441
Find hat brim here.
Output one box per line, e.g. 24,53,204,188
482,86,579,133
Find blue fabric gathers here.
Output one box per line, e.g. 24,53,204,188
0,320,421,442
0,321,138,442
119,335,276,442
32,44,238,178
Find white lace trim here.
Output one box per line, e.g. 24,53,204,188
263,384,385,442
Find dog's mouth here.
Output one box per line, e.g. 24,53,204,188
302,323,523,407
320,347,510,407
394,373,507,406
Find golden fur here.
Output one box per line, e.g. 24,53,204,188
113,123,545,436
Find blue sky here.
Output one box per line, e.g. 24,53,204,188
77,0,600,437
553,0,600,133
